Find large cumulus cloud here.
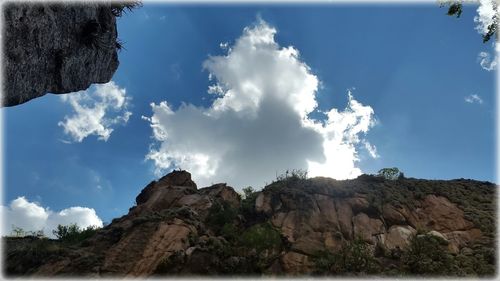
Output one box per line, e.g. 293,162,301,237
1,197,103,238
144,19,377,189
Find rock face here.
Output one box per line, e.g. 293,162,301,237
4,172,496,277
2,2,120,106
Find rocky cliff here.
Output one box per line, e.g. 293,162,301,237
4,171,496,277
2,2,128,106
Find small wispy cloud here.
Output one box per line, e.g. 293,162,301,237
478,51,497,71
170,63,182,80
363,140,379,159
464,94,484,105
58,81,132,143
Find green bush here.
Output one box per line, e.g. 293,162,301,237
313,250,340,273
402,234,454,275
241,186,259,220
341,237,379,273
313,238,379,274
5,237,64,275
275,169,308,182
10,225,25,237
7,226,45,238
52,224,99,244
377,167,402,180
220,223,239,242
239,222,282,253
206,201,239,234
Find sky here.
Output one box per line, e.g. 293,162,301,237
1,2,497,236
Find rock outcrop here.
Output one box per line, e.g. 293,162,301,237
4,172,496,277
2,2,121,106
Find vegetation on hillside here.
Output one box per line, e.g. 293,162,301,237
4,170,496,277
52,224,100,244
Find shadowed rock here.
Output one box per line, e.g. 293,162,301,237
3,171,496,277
2,2,120,106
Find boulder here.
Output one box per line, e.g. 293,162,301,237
382,204,407,226
281,251,312,274
352,213,384,244
335,199,354,239
157,170,197,189
347,195,370,213
427,230,448,242
255,192,273,214
199,183,240,208
383,225,416,250
414,195,474,232
313,194,339,229
444,229,482,254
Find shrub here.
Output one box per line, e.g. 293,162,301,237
5,237,64,275
313,238,379,274
241,186,259,221
10,225,25,237
52,224,99,244
221,223,239,242
275,169,308,182
377,167,402,180
341,237,379,273
7,226,45,238
239,222,282,253
402,233,454,275
206,202,238,234
313,250,340,274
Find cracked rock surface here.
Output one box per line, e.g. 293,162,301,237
2,2,119,106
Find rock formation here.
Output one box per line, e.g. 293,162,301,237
2,2,121,106
4,171,496,277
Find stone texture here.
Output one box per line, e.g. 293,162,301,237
383,225,416,250
382,204,407,226
347,195,370,213
444,229,482,254
335,199,354,239
4,171,492,277
255,192,272,214
413,195,474,232
102,220,194,276
352,212,385,244
3,2,119,106
281,251,312,274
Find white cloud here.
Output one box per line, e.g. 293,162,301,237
58,81,132,143
474,0,499,71
1,197,103,238
474,0,498,71
363,140,380,159
144,19,377,189
464,94,484,104
474,0,497,36
478,51,497,71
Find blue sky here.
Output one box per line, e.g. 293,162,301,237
2,3,497,229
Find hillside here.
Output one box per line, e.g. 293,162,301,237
3,170,496,277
